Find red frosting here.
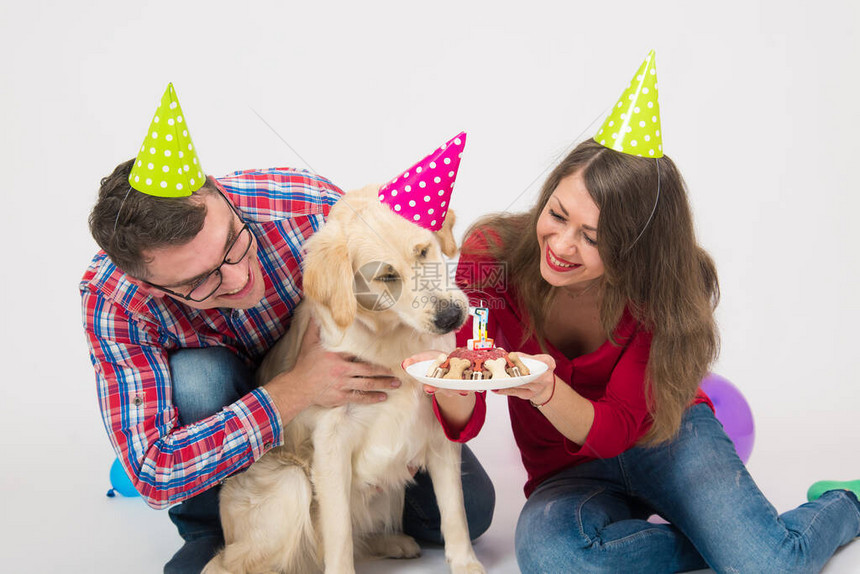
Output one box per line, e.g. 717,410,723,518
441,346,515,378
448,347,507,362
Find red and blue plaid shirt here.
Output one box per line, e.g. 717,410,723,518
80,168,343,509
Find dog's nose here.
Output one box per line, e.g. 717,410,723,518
433,301,467,333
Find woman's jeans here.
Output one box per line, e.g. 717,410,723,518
516,402,860,573
164,347,495,574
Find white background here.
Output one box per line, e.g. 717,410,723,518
2,1,859,572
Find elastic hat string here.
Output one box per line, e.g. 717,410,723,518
111,186,134,236
624,158,661,254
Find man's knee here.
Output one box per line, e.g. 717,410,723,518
169,347,255,425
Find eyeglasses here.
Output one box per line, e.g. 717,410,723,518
143,190,255,302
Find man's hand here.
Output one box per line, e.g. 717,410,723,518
263,320,401,422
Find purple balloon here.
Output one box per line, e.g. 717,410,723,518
700,373,755,464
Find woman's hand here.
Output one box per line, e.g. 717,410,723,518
402,350,446,393
402,351,479,429
493,353,557,406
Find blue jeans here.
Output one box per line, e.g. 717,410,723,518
164,347,495,574
516,403,860,574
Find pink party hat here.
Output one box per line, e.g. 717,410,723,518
377,132,466,231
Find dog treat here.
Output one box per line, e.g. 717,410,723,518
507,352,531,377
425,353,449,378
428,346,531,381
443,357,471,380
484,357,509,379
464,355,491,380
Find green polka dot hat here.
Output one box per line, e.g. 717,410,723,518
128,83,205,197
595,50,663,158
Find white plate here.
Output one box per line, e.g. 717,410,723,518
405,357,549,391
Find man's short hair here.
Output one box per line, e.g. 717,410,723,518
88,158,217,279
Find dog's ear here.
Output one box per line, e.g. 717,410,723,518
302,226,356,329
435,209,458,258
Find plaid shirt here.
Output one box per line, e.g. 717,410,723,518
80,168,343,509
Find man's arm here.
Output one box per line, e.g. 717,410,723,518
83,290,282,509
84,291,400,509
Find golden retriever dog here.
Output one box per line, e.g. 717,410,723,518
203,185,486,574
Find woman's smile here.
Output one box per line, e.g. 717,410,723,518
545,244,581,272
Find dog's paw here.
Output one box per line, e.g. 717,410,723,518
364,533,421,559
449,559,486,574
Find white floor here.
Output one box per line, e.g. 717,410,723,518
7,392,856,574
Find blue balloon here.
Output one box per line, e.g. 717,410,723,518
107,457,140,498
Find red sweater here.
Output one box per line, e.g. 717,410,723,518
434,232,713,498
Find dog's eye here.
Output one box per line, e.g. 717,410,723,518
375,273,400,283
413,244,431,260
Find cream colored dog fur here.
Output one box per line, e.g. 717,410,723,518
203,185,485,574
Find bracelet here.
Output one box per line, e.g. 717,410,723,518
530,377,556,408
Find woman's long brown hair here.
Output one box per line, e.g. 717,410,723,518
464,139,720,444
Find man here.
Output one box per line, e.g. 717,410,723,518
81,85,494,573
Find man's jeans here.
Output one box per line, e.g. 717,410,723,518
515,403,860,573
164,347,495,574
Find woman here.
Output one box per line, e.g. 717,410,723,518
412,121,860,573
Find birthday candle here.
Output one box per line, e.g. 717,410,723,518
467,304,494,350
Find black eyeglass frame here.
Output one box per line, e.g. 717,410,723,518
142,189,254,302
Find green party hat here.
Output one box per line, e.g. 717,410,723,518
128,83,205,197
594,50,663,158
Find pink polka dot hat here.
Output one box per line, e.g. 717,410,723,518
377,131,466,231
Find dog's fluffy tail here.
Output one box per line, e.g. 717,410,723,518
203,462,320,574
